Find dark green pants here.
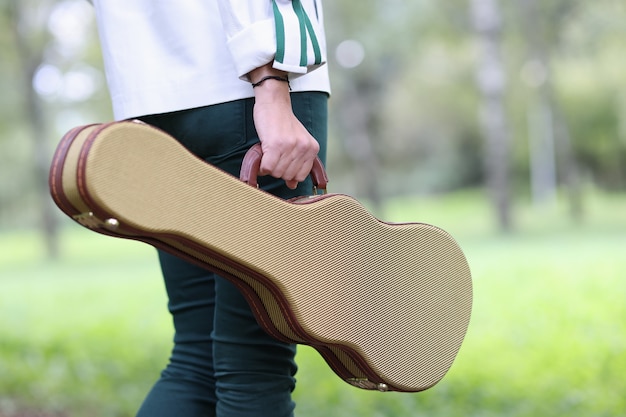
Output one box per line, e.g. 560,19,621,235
135,92,328,417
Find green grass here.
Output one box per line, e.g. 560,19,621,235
1,190,625,416
0,226,169,416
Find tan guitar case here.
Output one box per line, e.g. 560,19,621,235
49,121,473,393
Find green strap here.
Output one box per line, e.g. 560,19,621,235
273,0,322,68
292,0,322,66
302,6,322,65
291,0,308,66
273,0,286,64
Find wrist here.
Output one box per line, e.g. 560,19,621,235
252,75,291,91
248,64,287,85
249,65,291,104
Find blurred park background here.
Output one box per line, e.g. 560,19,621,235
1,0,625,416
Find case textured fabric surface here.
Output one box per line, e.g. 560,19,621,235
49,121,473,393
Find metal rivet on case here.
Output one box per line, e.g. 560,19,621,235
104,218,120,230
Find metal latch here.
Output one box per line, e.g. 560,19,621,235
72,212,101,229
346,378,389,392
72,212,120,231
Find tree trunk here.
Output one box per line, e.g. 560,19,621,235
470,0,513,231
10,0,59,259
518,0,583,219
554,106,583,221
527,92,557,206
518,0,558,207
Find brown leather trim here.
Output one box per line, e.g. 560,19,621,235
48,124,97,216
239,143,263,186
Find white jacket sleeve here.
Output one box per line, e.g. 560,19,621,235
218,0,327,79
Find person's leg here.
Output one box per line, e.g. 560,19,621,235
136,251,217,417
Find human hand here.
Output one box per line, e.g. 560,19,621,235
250,67,319,189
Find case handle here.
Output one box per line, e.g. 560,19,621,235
240,143,328,193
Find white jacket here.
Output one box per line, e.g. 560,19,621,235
90,0,330,120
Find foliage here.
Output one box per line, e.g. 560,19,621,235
0,0,110,232
2,1,625,230
1,191,625,416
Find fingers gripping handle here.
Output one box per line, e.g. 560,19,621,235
240,143,328,193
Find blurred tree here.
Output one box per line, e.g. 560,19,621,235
5,0,59,258
324,0,402,211
325,0,483,206
470,0,513,231
514,0,583,218
1,0,106,255
504,0,626,217
555,1,626,191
